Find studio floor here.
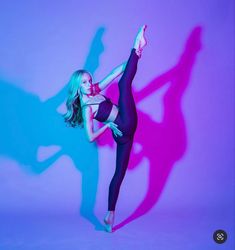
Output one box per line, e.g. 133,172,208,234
0,206,234,250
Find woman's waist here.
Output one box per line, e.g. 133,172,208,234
106,104,119,122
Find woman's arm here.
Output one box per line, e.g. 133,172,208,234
98,62,127,91
83,106,122,142
83,106,109,142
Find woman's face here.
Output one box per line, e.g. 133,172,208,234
79,73,93,95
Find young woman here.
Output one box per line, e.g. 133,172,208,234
64,25,147,232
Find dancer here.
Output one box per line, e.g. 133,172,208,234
64,25,147,232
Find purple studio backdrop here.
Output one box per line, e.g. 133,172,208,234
0,0,234,248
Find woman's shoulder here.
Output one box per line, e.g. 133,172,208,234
92,82,101,95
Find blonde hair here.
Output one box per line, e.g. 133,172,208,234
63,69,91,127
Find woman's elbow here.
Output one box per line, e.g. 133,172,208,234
88,135,95,143
85,130,94,142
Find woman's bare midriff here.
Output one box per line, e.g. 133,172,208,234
91,104,119,122
84,94,119,122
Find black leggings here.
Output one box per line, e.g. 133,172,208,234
108,48,139,211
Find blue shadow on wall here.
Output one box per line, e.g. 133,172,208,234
0,27,106,231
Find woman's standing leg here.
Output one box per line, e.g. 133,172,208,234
108,137,134,210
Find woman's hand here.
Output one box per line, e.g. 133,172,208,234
107,122,123,137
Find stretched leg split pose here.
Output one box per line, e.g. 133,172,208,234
64,25,147,233
104,26,147,232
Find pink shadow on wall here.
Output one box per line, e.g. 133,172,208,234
97,26,202,231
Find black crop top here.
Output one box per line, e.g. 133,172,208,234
81,83,116,122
